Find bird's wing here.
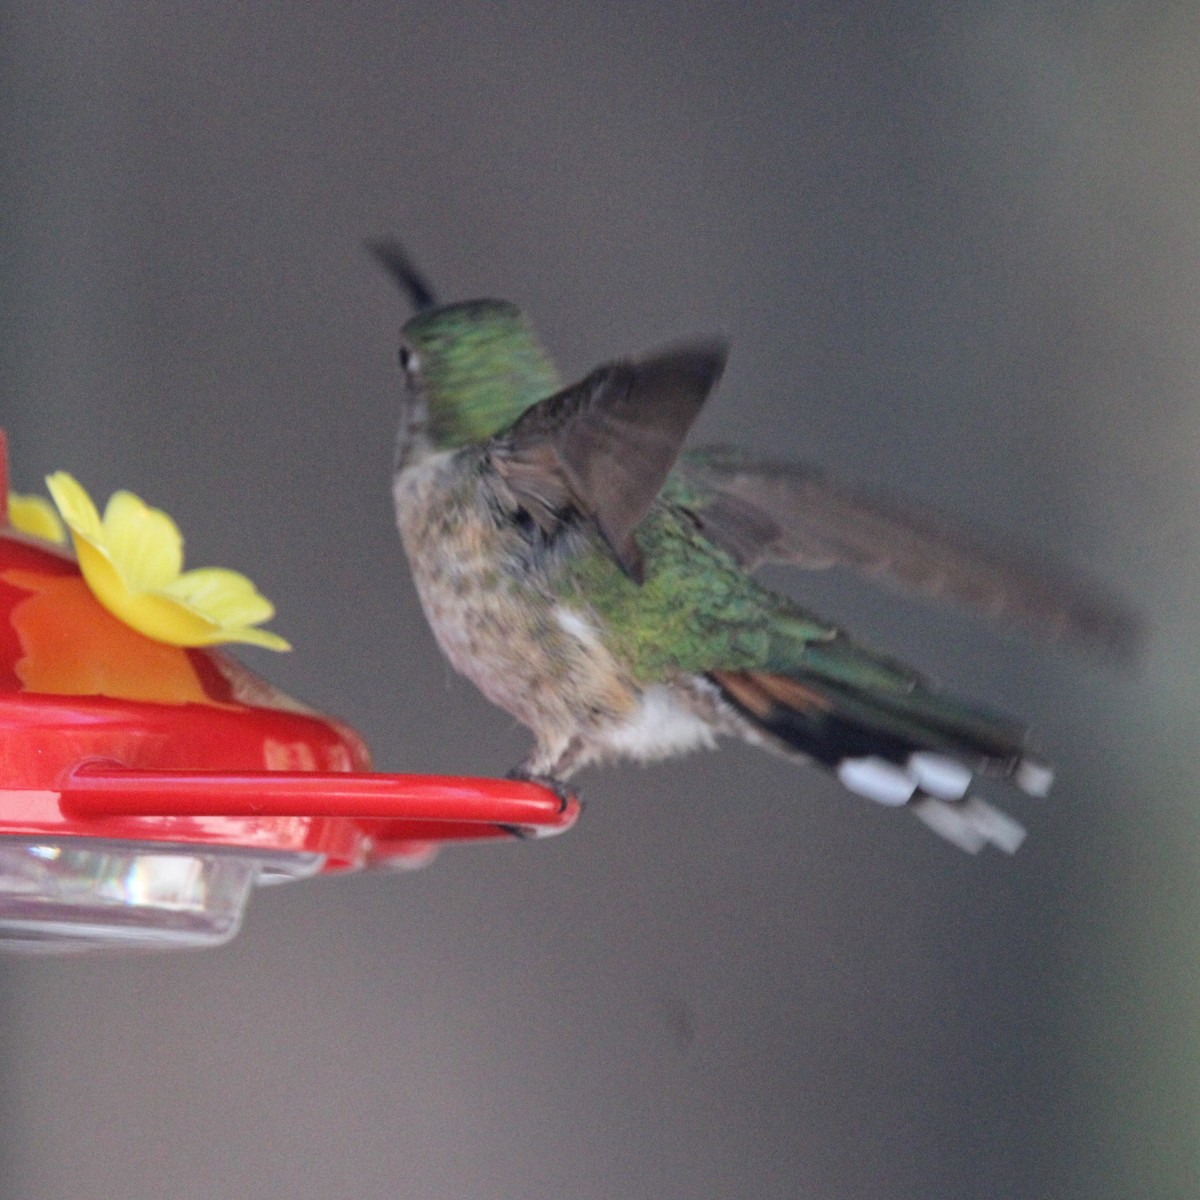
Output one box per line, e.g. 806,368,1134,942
674,448,1142,659
491,342,727,582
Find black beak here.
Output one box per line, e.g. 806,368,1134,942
365,237,438,313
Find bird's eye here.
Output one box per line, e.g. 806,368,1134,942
398,345,419,374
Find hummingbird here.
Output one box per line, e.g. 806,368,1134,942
371,240,1138,854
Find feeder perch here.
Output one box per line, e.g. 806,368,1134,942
0,433,577,953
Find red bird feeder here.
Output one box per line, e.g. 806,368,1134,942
0,433,577,952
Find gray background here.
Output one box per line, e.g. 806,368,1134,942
2,5,1197,1198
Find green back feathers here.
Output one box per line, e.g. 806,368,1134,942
403,301,561,448
559,502,1024,760
559,503,834,680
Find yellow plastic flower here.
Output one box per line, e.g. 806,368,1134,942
44,471,291,651
8,492,66,543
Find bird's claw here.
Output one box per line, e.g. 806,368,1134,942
505,767,577,814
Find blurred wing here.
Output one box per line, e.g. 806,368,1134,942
680,449,1143,659
493,342,727,581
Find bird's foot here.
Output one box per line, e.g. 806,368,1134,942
505,766,577,814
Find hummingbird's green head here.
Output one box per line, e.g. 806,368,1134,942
397,300,561,451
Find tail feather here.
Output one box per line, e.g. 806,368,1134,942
708,667,1049,854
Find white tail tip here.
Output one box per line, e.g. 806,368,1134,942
1015,759,1054,798
910,795,1027,855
